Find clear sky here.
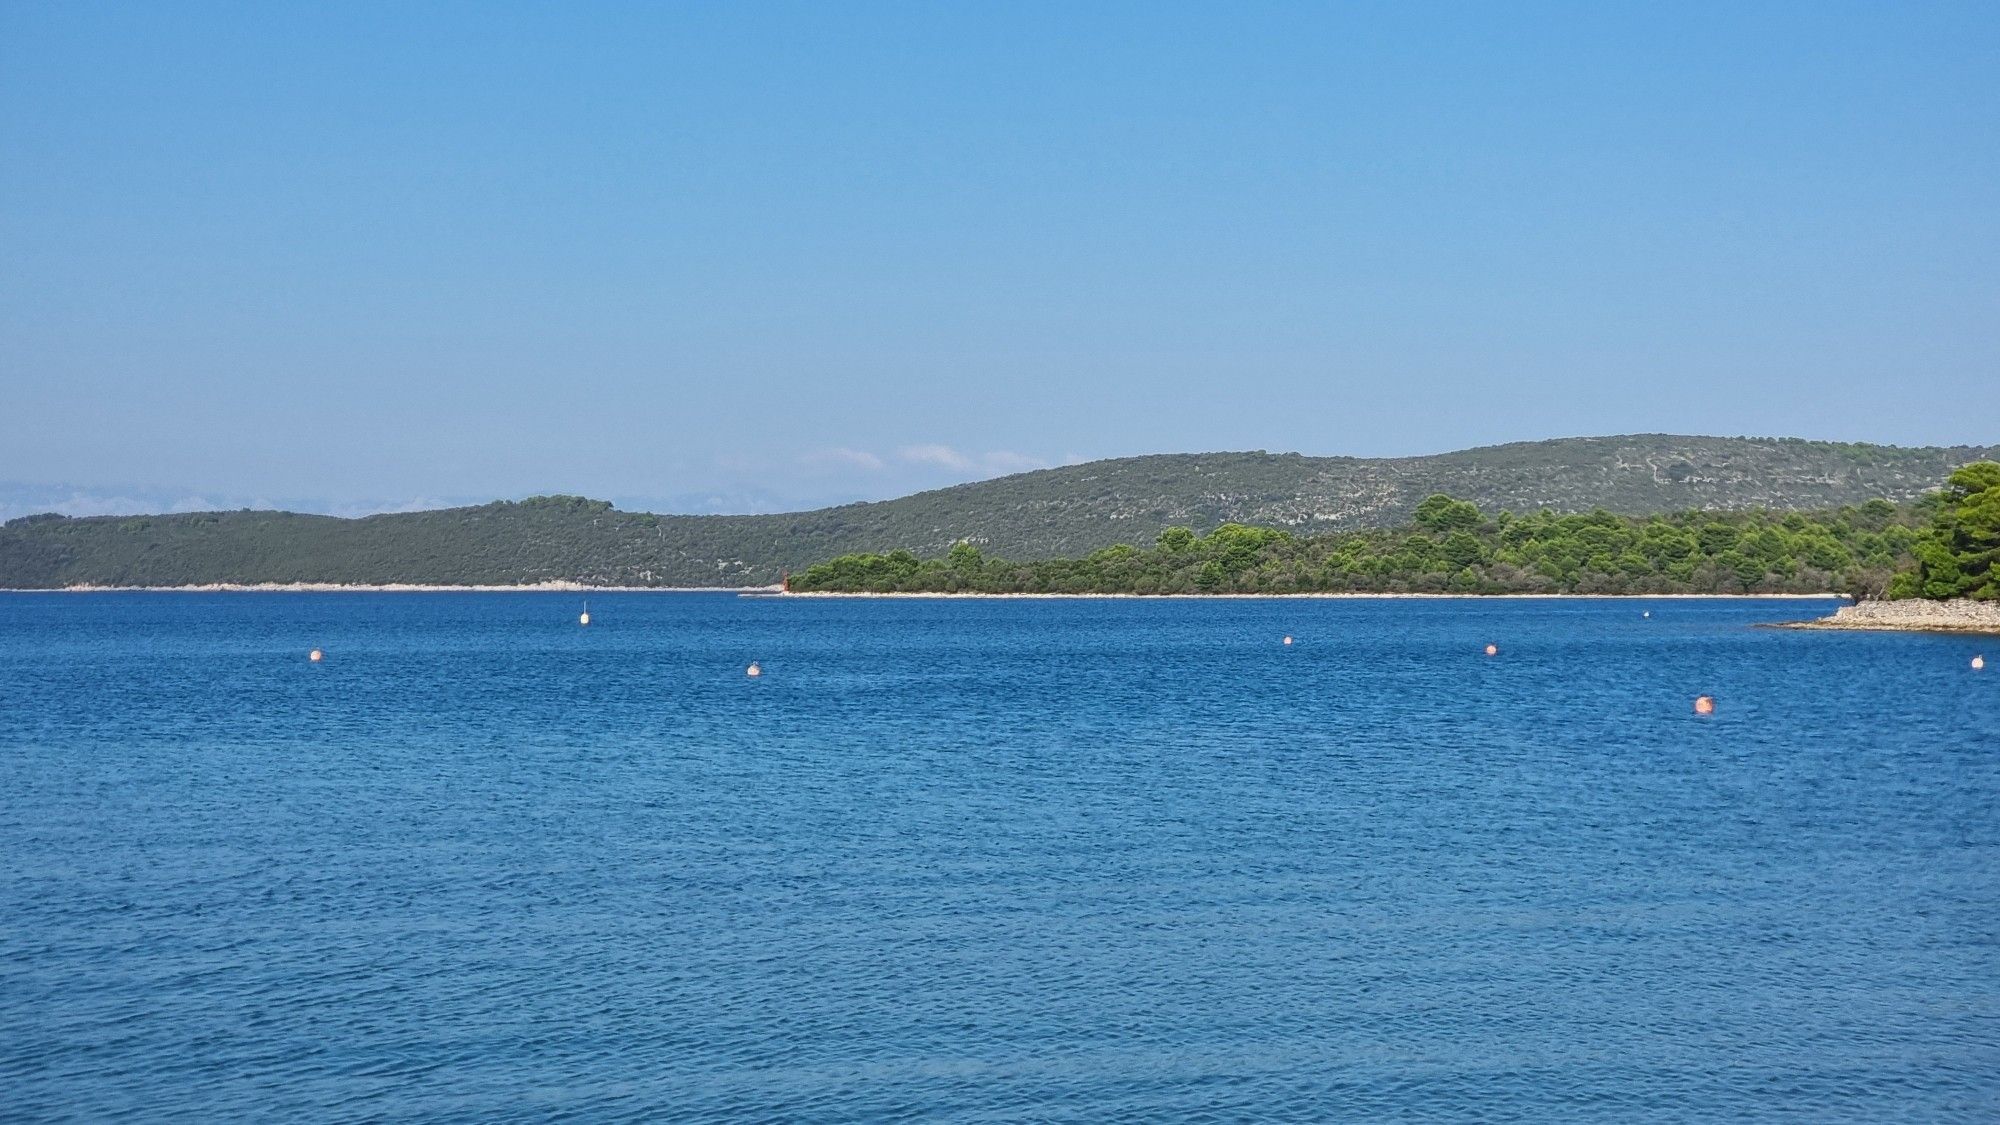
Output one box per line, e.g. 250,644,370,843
3,1,1995,517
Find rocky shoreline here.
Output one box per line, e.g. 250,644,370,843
1773,598,2000,635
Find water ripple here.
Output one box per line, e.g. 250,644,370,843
2,593,1996,1121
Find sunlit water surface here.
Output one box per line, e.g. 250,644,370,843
2,593,1995,1121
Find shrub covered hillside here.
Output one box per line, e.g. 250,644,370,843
791,496,1930,596
3,436,1996,589
1889,461,2000,600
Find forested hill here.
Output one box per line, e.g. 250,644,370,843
3,435,1995,588
792,496,1933,597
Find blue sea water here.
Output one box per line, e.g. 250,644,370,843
1,592,1995,1122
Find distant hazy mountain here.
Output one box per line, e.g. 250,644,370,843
4,435,1994,588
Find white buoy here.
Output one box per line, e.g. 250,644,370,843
579,611,590,626
1975,655,1987,671
1642,610,1651,618
1282,635,1293,646
309,649,323,663
746,662,762,678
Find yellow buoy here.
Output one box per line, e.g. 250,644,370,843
746,662,762,678
308,649,323,663
1694,695,1715,716
1974,655,1986,671
1484,643,1498,656
1282,635,1293,646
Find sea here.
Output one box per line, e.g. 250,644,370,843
1,592,1995,1122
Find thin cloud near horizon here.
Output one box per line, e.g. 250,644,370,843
802,444,1054,477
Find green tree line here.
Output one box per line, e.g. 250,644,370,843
1888,461,2000,600
791,494,1939,596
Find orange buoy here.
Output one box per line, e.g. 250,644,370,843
1282,635,1293,646
308,649,323,663
1974,655,1986,671
746,662,762,678
1694,695,1715,715
1484,643,1498,656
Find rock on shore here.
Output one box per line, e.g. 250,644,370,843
1777,598,2000,634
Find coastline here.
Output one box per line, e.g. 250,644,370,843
21,587,1988,634
3,585,1846,599
1767,598,2000,635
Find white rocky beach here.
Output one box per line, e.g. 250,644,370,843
1774,598,2000,635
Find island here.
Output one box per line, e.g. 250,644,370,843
789,463,2000,619
4,436,1995,590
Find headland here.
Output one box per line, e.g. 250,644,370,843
1771,599,2000,635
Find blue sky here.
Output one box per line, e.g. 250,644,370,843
3,1,1995,517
